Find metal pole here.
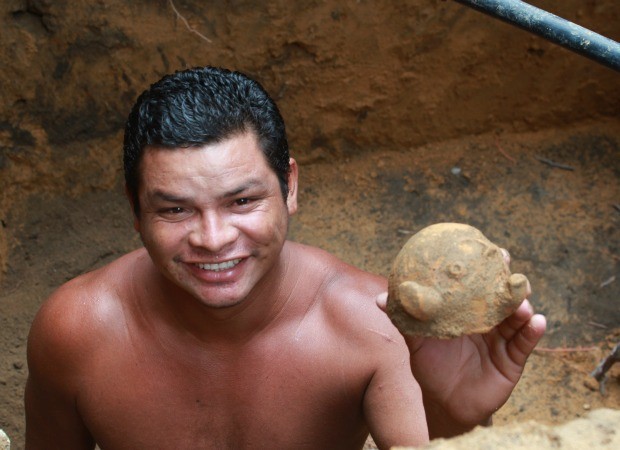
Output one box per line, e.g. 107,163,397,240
453,0,620,72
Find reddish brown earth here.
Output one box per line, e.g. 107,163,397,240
1,1,618,449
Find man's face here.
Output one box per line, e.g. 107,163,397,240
134,131,298,309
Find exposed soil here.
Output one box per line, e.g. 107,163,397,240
401,408,620,449
1,121,619,449
0,0,619,449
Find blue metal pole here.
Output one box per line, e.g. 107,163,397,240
453,0,620,72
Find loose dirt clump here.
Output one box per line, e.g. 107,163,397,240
393,408,620,450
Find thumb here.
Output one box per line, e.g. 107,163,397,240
376,292,388,312
376,292,427,353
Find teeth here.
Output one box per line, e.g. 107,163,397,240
196,259,241,272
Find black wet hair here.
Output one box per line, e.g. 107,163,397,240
123,66,290,215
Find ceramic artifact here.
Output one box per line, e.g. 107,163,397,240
387,223,528,338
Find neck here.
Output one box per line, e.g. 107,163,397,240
144,242,298,345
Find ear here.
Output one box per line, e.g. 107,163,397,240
286,157,299,216
398,281,442,322
124,184,141,233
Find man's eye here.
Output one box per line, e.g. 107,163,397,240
235,198,250,206
159,207,185,215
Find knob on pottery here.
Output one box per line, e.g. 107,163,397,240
387,223,528,338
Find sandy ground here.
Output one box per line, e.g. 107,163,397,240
1,120,618,449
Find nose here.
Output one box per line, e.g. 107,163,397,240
188,211,238,253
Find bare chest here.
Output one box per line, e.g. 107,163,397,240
79,332,371,449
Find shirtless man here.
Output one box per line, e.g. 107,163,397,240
25,66,546,449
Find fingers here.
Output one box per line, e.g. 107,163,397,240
524,279,532,298
500,248,511,266
488,299,545,381
376,291,428,353
376,292,388,312
506,313,546,368
496,299,535,342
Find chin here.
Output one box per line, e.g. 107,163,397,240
202,299,246,310
191,285,254,310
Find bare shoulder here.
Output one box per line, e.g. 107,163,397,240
286,240,385,290
27,249,147,382
25,247,147,448
286,241,400,344
285,242,426,447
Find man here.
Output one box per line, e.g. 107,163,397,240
25,66,546,449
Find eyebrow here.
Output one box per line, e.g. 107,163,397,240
150,191,189,204
224,179,265,197
148,179,267,203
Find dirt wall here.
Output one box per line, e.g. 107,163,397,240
1,0,618,220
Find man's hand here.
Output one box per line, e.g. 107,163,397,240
377,250,546,438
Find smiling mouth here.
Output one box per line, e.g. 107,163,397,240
195,259,242,272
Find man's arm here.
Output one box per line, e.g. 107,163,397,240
322,261,430,449
376,294,545,439
362,332,430,449
25,375,95,449
25,289,96,450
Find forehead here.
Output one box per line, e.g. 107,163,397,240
139,132,276,193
